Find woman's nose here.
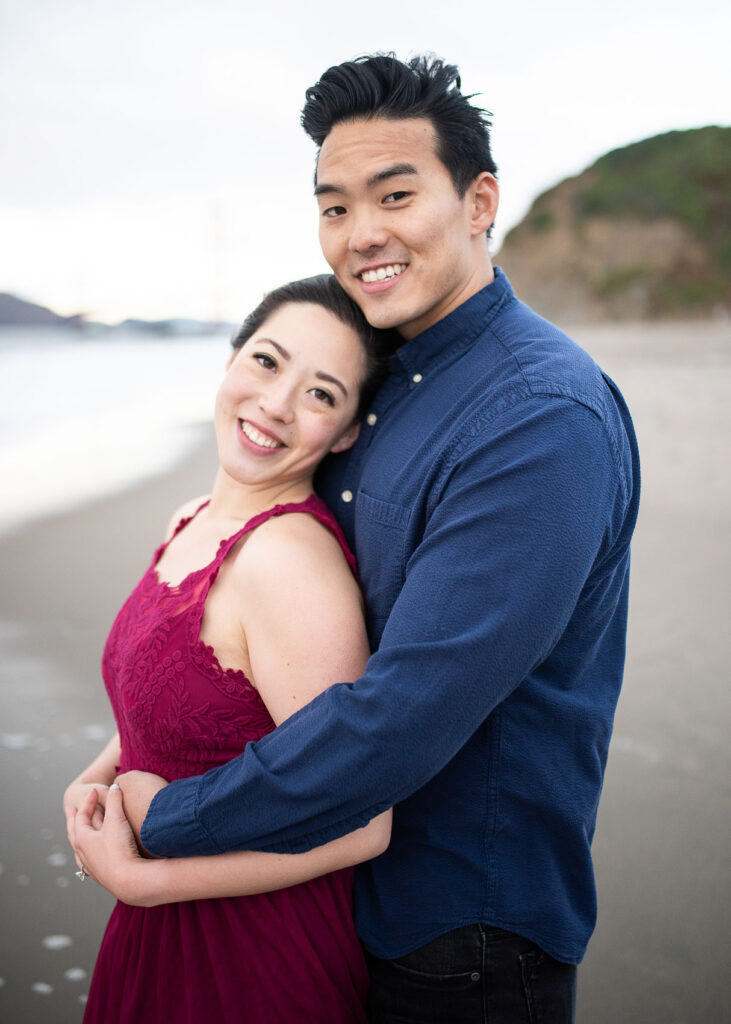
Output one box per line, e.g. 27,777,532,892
258,381,295,423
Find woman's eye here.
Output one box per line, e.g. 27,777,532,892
309,387,334,406
253,353,276,370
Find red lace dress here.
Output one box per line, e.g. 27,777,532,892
83,495,369,1024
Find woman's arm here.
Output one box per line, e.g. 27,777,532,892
63,732,121,810
71,512,391,905
74,786,390,907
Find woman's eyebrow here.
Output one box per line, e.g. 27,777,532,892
260,338,347,398
259,339,291,360
316,371,347,398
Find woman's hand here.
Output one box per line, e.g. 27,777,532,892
63,782,109,868
71,785,160,906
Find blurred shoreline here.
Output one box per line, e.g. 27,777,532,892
0,321,729,1022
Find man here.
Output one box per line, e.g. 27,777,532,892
127,55,640,1021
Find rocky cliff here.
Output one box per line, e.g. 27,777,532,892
496,126,730,322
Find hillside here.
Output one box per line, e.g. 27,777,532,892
496,126,730,322
0,293,84,328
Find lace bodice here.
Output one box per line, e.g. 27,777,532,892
102,494,355,780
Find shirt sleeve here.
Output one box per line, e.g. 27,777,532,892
142,395,626,858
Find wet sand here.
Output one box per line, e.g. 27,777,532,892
0,323,729,1022
0,424,218,1022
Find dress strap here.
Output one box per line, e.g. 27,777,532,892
213,493,358,578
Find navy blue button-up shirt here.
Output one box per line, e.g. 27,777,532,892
142,269,640,964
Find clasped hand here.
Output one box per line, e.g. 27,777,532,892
64,771,169,904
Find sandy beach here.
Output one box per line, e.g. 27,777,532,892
0,322,729,1023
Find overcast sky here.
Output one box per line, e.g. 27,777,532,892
1,0,728,323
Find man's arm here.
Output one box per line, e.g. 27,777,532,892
142,397,629,858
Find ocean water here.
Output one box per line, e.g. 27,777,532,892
0,326,232,535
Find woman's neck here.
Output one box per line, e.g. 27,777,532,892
205,467,314,525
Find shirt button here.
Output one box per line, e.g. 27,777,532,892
470,972,481,983
412,373,423,383
341,490,353,503
366,413,377,426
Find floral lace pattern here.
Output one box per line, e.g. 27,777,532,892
102,495,344,782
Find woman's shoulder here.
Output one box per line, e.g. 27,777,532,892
162,494,211,541
233,505,358,610
248,505,348,570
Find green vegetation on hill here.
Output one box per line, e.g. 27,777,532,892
501,126,730,319
577,126,731,271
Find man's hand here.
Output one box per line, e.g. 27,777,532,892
114,771,169,856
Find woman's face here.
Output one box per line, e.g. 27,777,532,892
215,301,366,493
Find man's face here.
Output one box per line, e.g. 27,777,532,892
315,116,494,339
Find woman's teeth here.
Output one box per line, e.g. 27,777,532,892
360,264,406,283
240,420,283,448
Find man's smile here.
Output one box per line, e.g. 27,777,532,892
358,263,408,284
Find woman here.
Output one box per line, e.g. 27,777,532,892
64,275,392,1023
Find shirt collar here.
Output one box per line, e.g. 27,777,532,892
391,266,514,379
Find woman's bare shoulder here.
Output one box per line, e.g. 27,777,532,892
236,508,358,604
162,494,211,541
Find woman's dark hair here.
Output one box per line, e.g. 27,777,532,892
301,53,497,198
232,274,391,421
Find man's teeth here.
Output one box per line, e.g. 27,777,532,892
360,264,406,284
241,421,283,449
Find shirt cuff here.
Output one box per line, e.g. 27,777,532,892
140,776,221,858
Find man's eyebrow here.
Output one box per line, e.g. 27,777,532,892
366,163,418,188
314,163,419,197
313,182,344,198
316,371,348,398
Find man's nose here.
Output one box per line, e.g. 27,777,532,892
347,207,388,254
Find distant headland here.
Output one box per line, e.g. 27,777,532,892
496,125,730,322
0,293,235,336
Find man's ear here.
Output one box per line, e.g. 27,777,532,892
469,172,499,236
329,421,361,454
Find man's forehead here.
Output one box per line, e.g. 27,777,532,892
315,116,439,188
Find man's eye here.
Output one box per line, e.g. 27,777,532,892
253,353,276,369
383,191,410,204
309,387,334,405
322,205,346,218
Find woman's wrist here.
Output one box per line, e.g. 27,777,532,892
117,857,168,908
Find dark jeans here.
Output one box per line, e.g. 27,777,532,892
366,924,577,1023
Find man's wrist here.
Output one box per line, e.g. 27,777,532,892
140,775,215,858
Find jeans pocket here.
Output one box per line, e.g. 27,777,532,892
519,948,577,1024
368,955,483,1024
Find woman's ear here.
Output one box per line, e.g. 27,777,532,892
329,421,361,454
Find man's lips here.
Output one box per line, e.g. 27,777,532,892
355,263,408,293
356,262,407,284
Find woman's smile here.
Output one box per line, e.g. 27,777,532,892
238,418,286,452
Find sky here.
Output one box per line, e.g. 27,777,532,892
1,0,728,324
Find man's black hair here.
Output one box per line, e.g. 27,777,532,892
232,275,392,421
301,53,497,198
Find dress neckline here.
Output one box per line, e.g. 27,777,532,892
151,494,324,591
